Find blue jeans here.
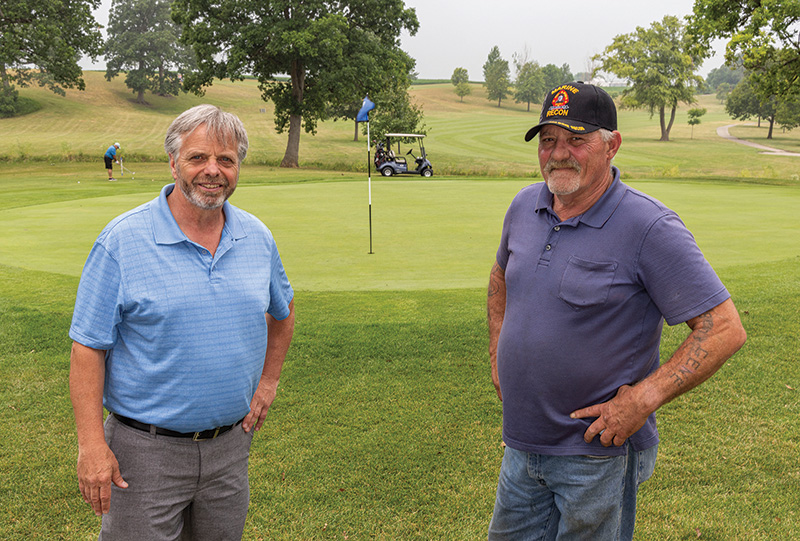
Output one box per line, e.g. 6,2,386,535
488,444,658,541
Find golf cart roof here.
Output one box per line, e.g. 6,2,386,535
385,133,425,138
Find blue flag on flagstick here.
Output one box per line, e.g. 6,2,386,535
356,96,375,122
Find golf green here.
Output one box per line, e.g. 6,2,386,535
1,179,797,291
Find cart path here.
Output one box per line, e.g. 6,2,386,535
717,124,800,156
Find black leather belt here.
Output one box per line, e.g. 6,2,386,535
113,413,243,441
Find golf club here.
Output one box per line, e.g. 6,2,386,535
120,159,136,179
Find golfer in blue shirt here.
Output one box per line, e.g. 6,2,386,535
70,104,295,540
103,143,120,181
487,83,747,540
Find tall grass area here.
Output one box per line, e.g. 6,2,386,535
1,73,799,539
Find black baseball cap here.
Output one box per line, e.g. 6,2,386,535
524,82,617,141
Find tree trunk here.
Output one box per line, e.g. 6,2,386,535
659,105,676,141
665,105,677,138
767,115,775,139
353,119,359,142
1,63,10,91
136,60,147,105
281,114,302,167
280,59,305,168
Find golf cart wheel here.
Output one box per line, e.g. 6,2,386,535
381,167,394,177
421,168,433,178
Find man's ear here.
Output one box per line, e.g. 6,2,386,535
607,131,623,160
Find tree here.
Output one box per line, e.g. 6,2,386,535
716,82,733,102
776,98,800,132
594,15,703,141
541,63,573,91
105,0,195,104
368,84,426,141
0,0,103,115
451,67,471,102
173,0,419,168
513,59,544,112
726,76,777,138
705,63,744,94
483,46,510,107
687,107,706,139
690,0,800,100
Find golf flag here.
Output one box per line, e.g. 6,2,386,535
357,96,375,122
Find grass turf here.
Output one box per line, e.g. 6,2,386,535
1,72,799,540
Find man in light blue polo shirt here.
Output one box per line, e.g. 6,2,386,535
486,83,747,540
70,104,295,540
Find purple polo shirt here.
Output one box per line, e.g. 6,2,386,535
496,167,729,456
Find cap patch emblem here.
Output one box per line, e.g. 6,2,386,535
546,89,571,118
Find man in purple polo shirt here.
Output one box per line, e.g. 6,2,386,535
69,104,295,540
486,83,747,540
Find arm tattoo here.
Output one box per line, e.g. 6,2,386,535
488,263,503,297
669,312,713,387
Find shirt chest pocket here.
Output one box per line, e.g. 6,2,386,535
558,256,618,309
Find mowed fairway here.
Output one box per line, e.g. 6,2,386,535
1,74,799,540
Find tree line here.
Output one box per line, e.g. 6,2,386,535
4,0,800,162
451,48,577,110
451,4,800,142
1,0,424,167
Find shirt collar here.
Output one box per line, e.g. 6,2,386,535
153,183,246,245
534,166,624,228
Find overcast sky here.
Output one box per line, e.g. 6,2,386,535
82,0,728,80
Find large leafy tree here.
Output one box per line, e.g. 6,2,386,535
173,0,419,168
594,15,703,141
105,0,195,104
0,0,103,115
482,46,510,107
690,0,800,101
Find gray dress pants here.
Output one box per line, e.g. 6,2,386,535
98,413,254,541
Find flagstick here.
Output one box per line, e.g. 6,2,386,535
367,120,373,254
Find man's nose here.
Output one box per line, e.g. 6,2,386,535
550,138,572,161
204,157,221,176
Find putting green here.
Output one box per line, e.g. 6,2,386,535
1,179,798,291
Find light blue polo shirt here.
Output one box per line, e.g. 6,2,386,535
70,184,294,432
104,146,117,159
496,167,730,456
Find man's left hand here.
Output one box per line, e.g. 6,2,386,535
242,377,278,433
569,385,650,447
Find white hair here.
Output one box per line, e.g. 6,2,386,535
164,104,249,163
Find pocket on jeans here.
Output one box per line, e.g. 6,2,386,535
559,256,618,309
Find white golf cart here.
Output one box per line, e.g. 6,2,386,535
374,133,433,177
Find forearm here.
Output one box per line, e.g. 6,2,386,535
262,300,295,385
487,262,506,397
69,342,108,448
633,298,747,414
571,298,747,447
